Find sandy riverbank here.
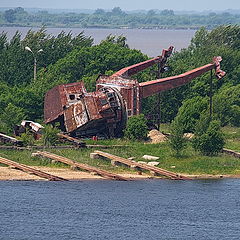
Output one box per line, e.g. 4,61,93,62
0,166,153,181
1,166,240,181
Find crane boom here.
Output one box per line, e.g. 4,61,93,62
139,56,226,98
112,46,174,77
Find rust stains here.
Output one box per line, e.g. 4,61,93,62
44,46,225,138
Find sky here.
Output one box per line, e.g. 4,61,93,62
0,0,240,11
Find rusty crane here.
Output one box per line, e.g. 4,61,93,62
44,46,225,138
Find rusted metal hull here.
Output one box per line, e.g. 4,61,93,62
44,46,225,138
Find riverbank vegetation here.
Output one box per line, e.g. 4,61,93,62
0,7,240,29
0,125,240,176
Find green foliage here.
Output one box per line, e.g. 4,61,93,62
174,96,208,132
160,9,175,16
0,28,93,120
168,118,187,157
3,9,17,23
193,117,225,156
213,85,240,126
0,103,25,134
230,105,240,127
102,35,129,48
0,28,93,86
124,114,148,140
19,131,35,146
194,113,211,136
42,125,60,146
150,25,240,124
38,41,146,94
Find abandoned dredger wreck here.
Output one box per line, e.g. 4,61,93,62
44,46,225,138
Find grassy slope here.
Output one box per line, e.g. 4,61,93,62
1,125,240,176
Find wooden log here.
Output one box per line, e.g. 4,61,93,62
33,151,129,181
0,156,67,181
94,150,191,180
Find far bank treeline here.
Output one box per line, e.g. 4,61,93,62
0,25,240,134
1,7,240,29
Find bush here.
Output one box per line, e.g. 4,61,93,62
174,96,208,132
213,85,240,126
124,114,148,140
42,125,59,146
0,103,25,135
230,105,240,127
194,112,211,136
168,118,187,157
19,131,35,146
192,118,225,156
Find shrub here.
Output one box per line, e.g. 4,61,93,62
168,118,187,157
124,114,148,140
0,103,25,135
230,105,240,127
19,131,35,146
174,96,208,132
42,125,59,146
192,119,225,156
194,112,211,136
213,85,240,126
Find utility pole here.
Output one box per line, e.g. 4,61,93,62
156,60,161,131
25,46,43,81
209,69,213,119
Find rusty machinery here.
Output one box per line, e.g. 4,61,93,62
44,46,225,138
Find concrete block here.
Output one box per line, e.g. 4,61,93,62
90,152,100,159
142,155,159,160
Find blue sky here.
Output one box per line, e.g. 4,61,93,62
1,0,239,11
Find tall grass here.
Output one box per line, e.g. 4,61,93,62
1,126,240,175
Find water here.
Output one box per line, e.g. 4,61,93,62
0,27,196,56
1,179,240,240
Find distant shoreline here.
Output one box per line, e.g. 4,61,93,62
0,24,200,30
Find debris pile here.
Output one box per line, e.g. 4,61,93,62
147,129,167,143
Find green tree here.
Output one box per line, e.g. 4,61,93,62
147,10,156,16
0,103,25,134
94,9,105,15
102,35,129,48
3,9,16,23
174,96,209,133
168,118,187,157
19,130,35,146
160,9,174,16
230,105,240,127
124,114,148,140
192,117,225,156
111,7,125,16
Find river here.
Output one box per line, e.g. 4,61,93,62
1,179,240,240
0,27,196,56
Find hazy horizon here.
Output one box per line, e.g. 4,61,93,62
1,0,240,11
